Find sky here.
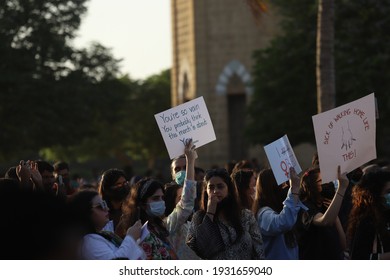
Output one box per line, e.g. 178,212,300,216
73,0,172,80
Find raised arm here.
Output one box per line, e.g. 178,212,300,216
166,139,198,233
312,166,349,226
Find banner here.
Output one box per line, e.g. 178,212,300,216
264,135,302,185
155,96,216,159
312,93,376,183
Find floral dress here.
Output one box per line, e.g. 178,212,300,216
140,179,197,260
140,223,178,260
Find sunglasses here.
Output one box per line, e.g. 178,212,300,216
92,200,109,211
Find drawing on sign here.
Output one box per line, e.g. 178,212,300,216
264,135,301,185
341,120,356,151
312,93,376,183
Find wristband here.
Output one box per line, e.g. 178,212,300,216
206,212,215,215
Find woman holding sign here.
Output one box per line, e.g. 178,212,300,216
186,168,264,259
116,139,197,259
297,166,349,259
253,167,308,259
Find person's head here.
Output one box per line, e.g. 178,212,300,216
122,178,166,225
253,168,285,214
53,161,70,180
353,169,390,210
98,168,130,205
201,168,239,211
231,169,256,210
164,182,183,216
232,160,254,174
36,160,55,192
202,168,243,235
68,190,110,233
129,175,143,187
300,167,334,206
347,169,390,242
171,155,186,184
194,166,205,183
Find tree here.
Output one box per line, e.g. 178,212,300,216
247,0,390,157
122,69,171,168
246,0,318,145
316,0,335,113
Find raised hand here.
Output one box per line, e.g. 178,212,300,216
184,138,198,161
289,167,300,193
126,220,142,240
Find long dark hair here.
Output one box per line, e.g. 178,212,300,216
201,168,243,238
164,182,182,216
98,168,127,205
300,167,322,207
231,169,254,210
118,178,167,238
347,169,390,246
253,168,296,248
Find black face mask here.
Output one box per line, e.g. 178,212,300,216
320,182,336,200
106,185,130,201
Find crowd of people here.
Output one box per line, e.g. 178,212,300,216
1,142,389,260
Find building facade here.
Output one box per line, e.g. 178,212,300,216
171,0,280,168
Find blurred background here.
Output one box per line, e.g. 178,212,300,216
1,0,389,183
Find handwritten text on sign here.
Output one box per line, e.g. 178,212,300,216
312,93,376,183
155,96,216,159
264,135,302,185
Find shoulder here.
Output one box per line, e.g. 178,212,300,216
257,206,273,218
192,210,206,223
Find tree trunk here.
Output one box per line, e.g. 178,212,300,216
316,0,335,113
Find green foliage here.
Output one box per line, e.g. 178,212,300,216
0,0,171,165
335,0,390,156
247,0,390,156
247,0,317,145
122,69,171,161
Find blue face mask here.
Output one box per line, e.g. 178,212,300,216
383,193,390,209
146,201,166,217
175,170,186,186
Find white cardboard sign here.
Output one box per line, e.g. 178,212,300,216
264,135,302,185
154,96,216,159
312,93,377,183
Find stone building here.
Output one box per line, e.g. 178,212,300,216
170,0,282,169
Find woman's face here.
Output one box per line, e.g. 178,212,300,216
91,195,109,231
206,176,228,202
146,188,164,204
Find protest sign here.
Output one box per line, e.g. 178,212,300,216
312,93,376,183
264,135,302,185
155,96,216,159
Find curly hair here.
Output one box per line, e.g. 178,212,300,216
347,169,390,243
